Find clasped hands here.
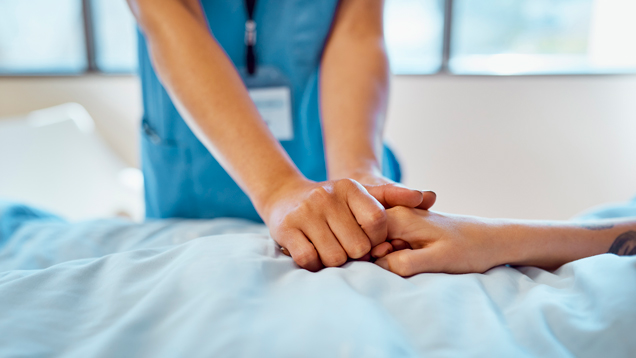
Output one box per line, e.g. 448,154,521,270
262,173,627,277
260,174,437,273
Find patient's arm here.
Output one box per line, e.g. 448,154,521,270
373,207,636,276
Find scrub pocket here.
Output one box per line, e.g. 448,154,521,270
140,120,195,219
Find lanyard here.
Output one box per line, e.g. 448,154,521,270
244,0,257,75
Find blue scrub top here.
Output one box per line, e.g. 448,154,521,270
138,0,401,222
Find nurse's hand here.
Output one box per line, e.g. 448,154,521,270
262,178,428,271
346,172,437,257
347,172,436,211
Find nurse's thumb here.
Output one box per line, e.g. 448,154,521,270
366,184,434,209
417,190,437,210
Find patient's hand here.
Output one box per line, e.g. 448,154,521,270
373,207,503,276
374,207,636,276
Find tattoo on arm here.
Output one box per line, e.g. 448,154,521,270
579,223,615,231
608,231,636,256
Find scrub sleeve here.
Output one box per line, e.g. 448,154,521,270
138,0,401,222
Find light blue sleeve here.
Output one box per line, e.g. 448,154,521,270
572,195,636,221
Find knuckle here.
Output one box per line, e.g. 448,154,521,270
297,200,313,214
294,249,317,267
308,186,333,205
361,207,387,232
350,240,372,259
278,215,298,231
389,206,411,215
390,253,414,277
279,214,294,226
368,207,388,226
334,178,357,192
322,251,348,267
339,178,356,186
271,225,298,246
389,205,411,217
386,206,413,228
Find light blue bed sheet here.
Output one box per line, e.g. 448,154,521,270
1,201,635,358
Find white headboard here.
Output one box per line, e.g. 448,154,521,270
0,103,143,221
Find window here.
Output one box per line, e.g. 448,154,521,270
450,0,636,75
0,0,137,75
384,0,445,74
0,0,86,74
91,0,138,73
1,0,635,76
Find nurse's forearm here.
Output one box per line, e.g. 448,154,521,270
128,0,305,210
320,0,388,180
128,0,434,272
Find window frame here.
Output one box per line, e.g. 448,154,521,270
0,0,134,77
82,0,98,74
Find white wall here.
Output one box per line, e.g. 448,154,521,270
386,75,636,220
1,74,634,220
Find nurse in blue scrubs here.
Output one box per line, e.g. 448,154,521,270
129,0,436,271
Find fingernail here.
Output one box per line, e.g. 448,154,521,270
422,190,436,196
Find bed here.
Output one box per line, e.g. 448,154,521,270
1,202,635,357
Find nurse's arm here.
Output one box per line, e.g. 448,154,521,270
320,0,436,207
128,0,300,202
321,0,387,184
127,0,425,270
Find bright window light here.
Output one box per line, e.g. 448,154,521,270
384,0,445,75
450,0,636,75
1,0,634,76
0,0,86,74
92,0,138,73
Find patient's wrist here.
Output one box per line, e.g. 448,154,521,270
497,223,525,267
457,217,519,269
493,221,574,270
483,221,540,268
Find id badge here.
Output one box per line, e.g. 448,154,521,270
240,66,294,141
248,87,293,141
